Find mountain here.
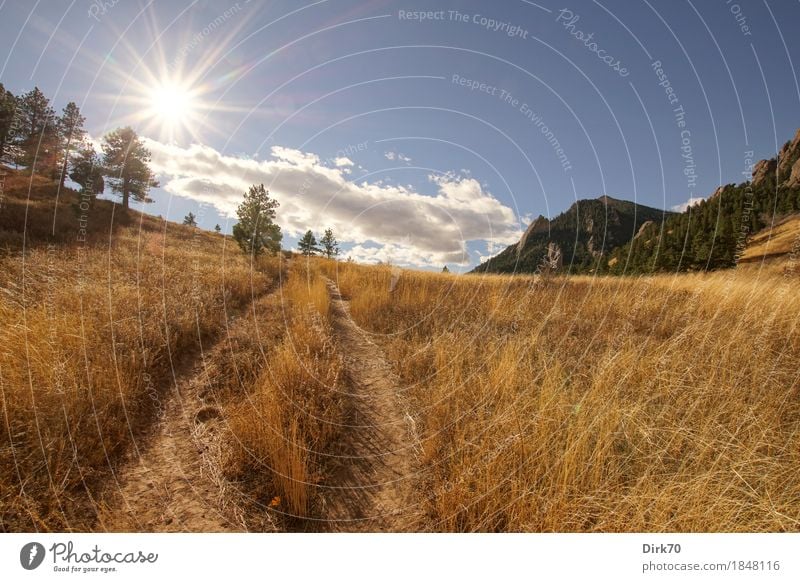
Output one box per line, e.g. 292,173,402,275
472,195,673,274
604,130,800,274
475,128,800,275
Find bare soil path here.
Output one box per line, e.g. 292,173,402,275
318,278,422,532
96,311,271,533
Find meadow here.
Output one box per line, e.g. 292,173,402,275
1,170,798,532
319,259,800,531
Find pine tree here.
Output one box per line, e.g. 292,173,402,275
0,83,18,164
320,227,339,259
214,224,221,233
231,184,282,256
101,127,159,210
57,102,85,190
69,143,104,195
183,212,197,227
297,230,320,255
14,87,60,175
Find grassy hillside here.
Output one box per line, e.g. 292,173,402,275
739,213,800,267
320,260,800,531
0,171,277,530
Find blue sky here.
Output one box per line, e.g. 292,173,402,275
1,0,799,269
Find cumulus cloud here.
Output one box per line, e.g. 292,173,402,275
670,197,704,212
345,241,466,266
143,138,520,266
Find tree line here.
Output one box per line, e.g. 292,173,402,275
297,227,339,258
0,84,350,261
0,84,159,210
603,181,800,274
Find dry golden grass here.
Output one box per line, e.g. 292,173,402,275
3,170,798,533
0,174,277,531
225,259,346,522
319,259,800,532
740,214,800,262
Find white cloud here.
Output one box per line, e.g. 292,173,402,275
670,197,704,212
384,151,412,164
143,138,520,267
346,242,461,267
334,156,354,167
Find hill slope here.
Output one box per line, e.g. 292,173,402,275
0,170,274,530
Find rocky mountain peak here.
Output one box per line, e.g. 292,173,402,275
517,215,549,253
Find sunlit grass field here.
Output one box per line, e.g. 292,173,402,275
319,259,800,531
0,173,276,530
1,171,798,532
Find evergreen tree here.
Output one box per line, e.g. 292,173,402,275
183,212,197,227
0,83,18,164
14,87,60,175
57,102,85,190
231,183,282,256
320,227,339,259
442,265,450,273
601,179,800,274
101,127,158,210
297,230,320,255
69,143,104,195
214,224,221,233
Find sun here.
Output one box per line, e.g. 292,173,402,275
150,84,189,119
118,67,240,143
148,81,195,128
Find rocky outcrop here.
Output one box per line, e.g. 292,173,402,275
473,127,800,276
517,215,549,253
709,185,727,200
634,220,654,240
787,157,800,188
587,235,601,258
752,128,800,187
752,159,777,187
778,128,800,182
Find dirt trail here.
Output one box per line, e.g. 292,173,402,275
319,278,422,532
96,315,264,533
